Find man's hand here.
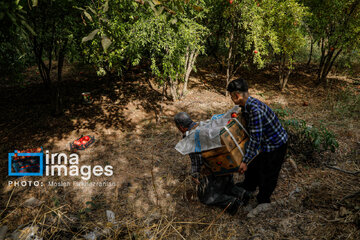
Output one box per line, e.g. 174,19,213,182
239,162,247,174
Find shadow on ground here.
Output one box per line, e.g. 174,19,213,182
0,64,164,182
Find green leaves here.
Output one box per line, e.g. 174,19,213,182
192,5,203,12
21,20,36,36
216,0,308,71
79,0,208,86
302,0,360,51
83,11,93,22
277,110,339,153
103,0,109,13
154,6,164,16
101,34,111,52
82,29,99,43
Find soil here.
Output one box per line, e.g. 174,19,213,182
0,62,359,239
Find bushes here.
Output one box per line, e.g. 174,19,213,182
272,107,339,161
282,119,339,153
0,39,31,85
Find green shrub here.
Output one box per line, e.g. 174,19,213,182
272,106,339,156
272,105,292,118
281,119,339,153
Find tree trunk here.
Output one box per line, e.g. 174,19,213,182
279,54,291,91
169,78,178,101
146,77,154,90
162,81,168,101
279,54,284,89
47,20,55,82
281,68,291,91
318,48,342,85
226,26,234,96
29,3,53,89
181,48,199,98
324,49,342,78
182,47,190,98
307,39,314,66
52,39,67,116
318,51,333,85
316,38,326,84
33,38,51,89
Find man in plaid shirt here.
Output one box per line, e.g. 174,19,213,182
174,112,250,215
227,78,288,204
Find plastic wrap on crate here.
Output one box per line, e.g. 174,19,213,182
175,106,240,155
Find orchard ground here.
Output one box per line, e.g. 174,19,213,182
0,61,359,239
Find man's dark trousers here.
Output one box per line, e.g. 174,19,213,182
197,174,246,210
241,142,288,203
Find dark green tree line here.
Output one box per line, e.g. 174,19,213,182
1,0,359,103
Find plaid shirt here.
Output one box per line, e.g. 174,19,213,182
242,96,288,164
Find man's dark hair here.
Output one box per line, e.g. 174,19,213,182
174,112,193,128
227,78,248,93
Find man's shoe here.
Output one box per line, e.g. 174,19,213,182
226,199,241,216
242,191,251,206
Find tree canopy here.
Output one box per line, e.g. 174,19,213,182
1,0,359,99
